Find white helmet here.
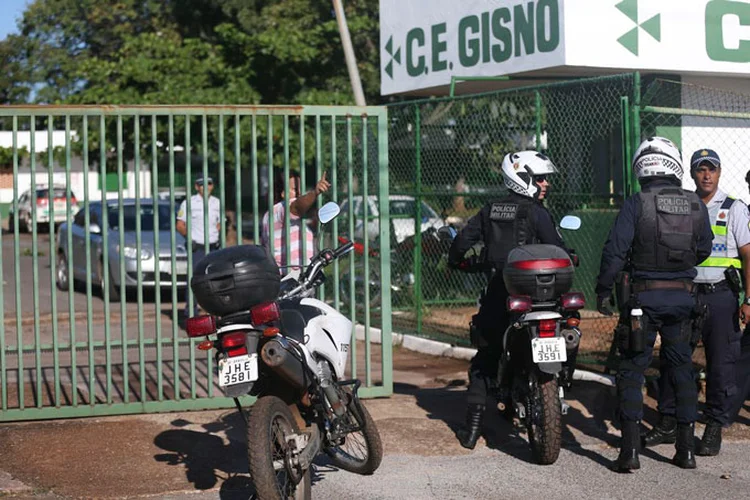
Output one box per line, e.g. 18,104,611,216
501,151,558,199
633,137,684,181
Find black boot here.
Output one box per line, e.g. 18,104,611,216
642,414,677,447
696,420,722,456
457,404,484,450
672,422,696,469
616,421,641,472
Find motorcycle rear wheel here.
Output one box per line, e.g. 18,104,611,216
247,396,312,500
324,386,383,475
526,372,562,465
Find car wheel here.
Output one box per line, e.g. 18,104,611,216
99,260,120,302
7,215,13,233
56,251,70,291
20,211,31,233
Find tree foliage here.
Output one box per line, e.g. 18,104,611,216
0,0,380,106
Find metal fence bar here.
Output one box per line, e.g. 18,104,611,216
11,115,24,409
330,116,340,308
116,115,129,402
134,115,146,404
377,110,393,393
30,117,42,408
0,105,385,117
171,115,182,401
151,115,164,402
83,116,95,405
345,116,357,378
64,115,77,406
47,116,61,406
99,114,113,404
362,117,371,387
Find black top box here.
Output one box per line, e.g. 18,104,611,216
191,245,281,316
503,244,573,302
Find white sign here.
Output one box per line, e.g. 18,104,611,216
380,0,566,95
381,0,750,95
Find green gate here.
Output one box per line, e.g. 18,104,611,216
0,105,392,422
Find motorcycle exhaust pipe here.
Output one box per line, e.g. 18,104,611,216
561,327,581,350
261,337,308,391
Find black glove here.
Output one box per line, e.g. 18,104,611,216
597,294,615,316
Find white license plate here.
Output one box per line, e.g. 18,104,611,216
218,353,258,387
531,337,567,364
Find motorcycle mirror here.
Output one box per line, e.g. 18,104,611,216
318,202,340,224
437,225,457,242
559,215,581,231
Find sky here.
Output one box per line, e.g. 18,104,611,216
0,0,31,40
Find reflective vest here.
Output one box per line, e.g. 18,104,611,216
698,196,742,269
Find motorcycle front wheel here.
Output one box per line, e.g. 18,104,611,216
526,371,562,465
324,386,383,475
247,396,312,500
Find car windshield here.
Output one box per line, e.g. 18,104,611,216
35,188,70,199
390,200,438,219
108,204,173,232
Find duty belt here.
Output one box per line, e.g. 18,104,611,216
632,280,695,293
694,280,729,294
192,242,221,252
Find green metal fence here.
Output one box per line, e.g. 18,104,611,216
385,74,639,367
382,73,750,371
0,105,392,422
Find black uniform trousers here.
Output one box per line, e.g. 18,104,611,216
618,289,697,424
657,283,741,426
467,272,510,406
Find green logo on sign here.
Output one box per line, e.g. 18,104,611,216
615,0,661,56
384,35,402,79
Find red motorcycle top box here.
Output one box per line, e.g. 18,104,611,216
503,244,574,302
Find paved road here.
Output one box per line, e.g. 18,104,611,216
1,231,189,322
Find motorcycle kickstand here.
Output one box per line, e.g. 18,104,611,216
234,397,248,425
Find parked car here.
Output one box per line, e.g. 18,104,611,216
338,195,445,244
55,199,189,301
157,189,188,213
8,185,80,233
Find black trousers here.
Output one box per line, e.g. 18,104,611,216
466,273,510,406
618,289,696,424
657,284,741,426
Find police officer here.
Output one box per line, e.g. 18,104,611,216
448,151,569,450
643,149,750,455
177,175,221,319
596,137,713,471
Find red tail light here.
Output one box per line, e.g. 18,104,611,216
511,259,570,270
250,301,280,325
186,315,217,337
561,292,586,310
538,319,557,338
507,295,533,313
221,332,248,357
37,198,48,207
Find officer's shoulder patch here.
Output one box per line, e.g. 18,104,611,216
656,195,690,215
490,202,517,221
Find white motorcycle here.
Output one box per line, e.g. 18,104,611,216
185,202,382,500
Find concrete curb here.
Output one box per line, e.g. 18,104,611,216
354,324,616,384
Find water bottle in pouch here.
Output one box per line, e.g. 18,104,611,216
630,307,645,352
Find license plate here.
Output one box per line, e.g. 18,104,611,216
218,353,258,387
531,337,567,364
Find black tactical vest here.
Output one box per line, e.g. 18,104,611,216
631,186,704,272
485,196,536,265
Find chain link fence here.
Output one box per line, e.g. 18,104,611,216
384,74,636,368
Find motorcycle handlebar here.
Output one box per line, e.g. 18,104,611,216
333,242,354,258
